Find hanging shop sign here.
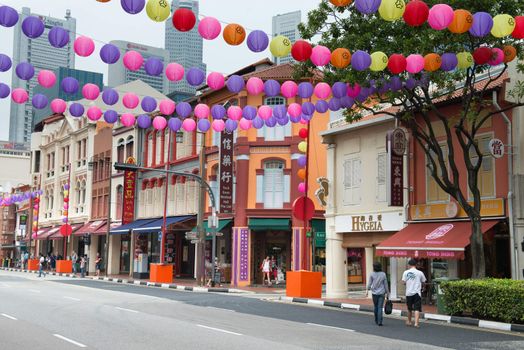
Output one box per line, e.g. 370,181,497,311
219,130,234,214
335,211,404,233
489,138,505,159
122,157,137,225
386,128,406,207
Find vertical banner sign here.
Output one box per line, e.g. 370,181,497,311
386,128,406,207
219,131,234,214
122,157,137,224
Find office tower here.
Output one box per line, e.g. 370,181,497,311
272,11,301,65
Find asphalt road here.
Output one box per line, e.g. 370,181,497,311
0,270,523,350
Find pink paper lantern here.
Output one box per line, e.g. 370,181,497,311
288,103,302,118
159,99,176,115
32,233,38,239
182,118,196,131
123,51,144,71
406,54,425,74
120,113,136,127
281,81,298,98
87,106,102,121
310,45,331,67
50,99,67,114
11,88,28,104
207,72,225,90
82,83,100,100
153,116,167,130
246,77,264,95
74,36,95,57
212,119,225,132
198,17,221,40
347,83,361,98
239,118,252,130
123,93,139,109
258,105,273,120
314,83,331,99
427,4,454,31
194,103,210,119
165,62,184,81
298,182,306,193
64,203,69,210
489,48,504,66
37,70,56,88
227,106,242,121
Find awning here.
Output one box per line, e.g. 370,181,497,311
49,224,83,240
248,218,290,231
133,215,195,234
191,219,232,233
110,218,159,234
376,221,499,259
31,227,52,240
94,222,121,235
33,227,58,240
74,220,106,236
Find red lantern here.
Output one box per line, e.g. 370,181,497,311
299,128,308,139
512,16,524,39
403,0,429,27
387,54,407,74
291,40,313,62
64,197,69,203
60,224,73,237
34,197,40,204
172,8,196,32
473,47,492,65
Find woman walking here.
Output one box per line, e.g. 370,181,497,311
366,262,389,326
261,256,271,286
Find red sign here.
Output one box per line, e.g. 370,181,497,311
387,129,405,207
219,131,234,214
122,157,137,225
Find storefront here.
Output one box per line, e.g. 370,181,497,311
311,219,326,282
194,219,233,283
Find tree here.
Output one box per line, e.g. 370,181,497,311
298,0,524,278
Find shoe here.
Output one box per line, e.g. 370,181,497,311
378,324,383,326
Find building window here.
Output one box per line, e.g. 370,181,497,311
343,158,361,206
258,97,290,141
147,132,153,166
377,153,387,202
426,145,449,203
80,180,86,213
156,131,162,165
263,161,285,209
116,185,123,220
126,136,134,161
469,135,495,199
117,138,125,165
34,150,40,172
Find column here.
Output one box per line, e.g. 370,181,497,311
107,234,121,275
390,258,398,300
365,247,374,295
231,227,251,287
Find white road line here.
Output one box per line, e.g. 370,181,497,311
1,313,18,320
197,324,242,336
63,296,81,301
0,282,10,287
115,306,139,313
28,289,41,293
206,306,235,312
53,334,87,348
306,323,355,332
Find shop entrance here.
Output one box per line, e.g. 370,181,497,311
252,230,291,285
120,234,130,274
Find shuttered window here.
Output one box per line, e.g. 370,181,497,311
343,158,361,205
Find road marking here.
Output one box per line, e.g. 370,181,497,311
206,306,235,312
306,323,355,332
63,296,81,301
1,313,17,320
115,306,139,313
28,289,41,293
53,334,87,348
197,324,242,336
0,282,10,287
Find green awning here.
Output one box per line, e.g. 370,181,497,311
191,219,232,233
249,218,290,231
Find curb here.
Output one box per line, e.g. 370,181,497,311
0,267,252,295
279,296,524,334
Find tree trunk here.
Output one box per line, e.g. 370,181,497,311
469,215,486,279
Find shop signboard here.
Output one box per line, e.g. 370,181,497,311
122,157,137,225
386,128,406,207
335,212,404,233
219,131,234,214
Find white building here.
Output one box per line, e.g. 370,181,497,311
272,11,301,65
0,141,31,193
10,7,76,143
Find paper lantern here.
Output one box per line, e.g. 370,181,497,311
144,57,164,76
406,54,424,74
473,47,492,65
403,0,429,27
123,92,139,109
503,45,517,63
488,48,504,66
239,119,252,131
264,80,280,97
22,16,44,39
243,106,257,120
252,117,264,129
176,102,192,118
104,110,118,124
227,106,242,121
341,96,355,108
0,83,10,99
247,30,269,53
302,102,315,116
168,117,182,131
297,169,307,181
288,103,302,118
137,114,151,129
298,141,308,153
292,40,313,62
141,96,157,113
0,6,19,27
50,99,67,114
226,75,245,93
32,94,48,109
258,105,273,120
351,50,371,71
165,63,184,81
379,0,406,22
74,36,95,57
270,35,292,58
329,0,352,6
491,14,515,38
120,113,136,127
314,83,331,100
16,62,35,80
513,16,524,39
448,10,473,34
102,89,119,106
99,44,120,65
310,45,332,67
159,99,175,115
0,54,11,72
298,128,308,139
87,106,103,121
212,119,225,132
38,70,56,88
198,119,211,132
428,4,454,30
273,105,287,119
186,67,205,86
330,48,351,69
298,82,314,98
370,51,388,71
246,77,264,95
123,51,143,72
207,72,225,90
194,104,210,119
440,53,458,72
48,27,70,48
424,53,441,72
277,115,289,126
264,117,276,128
329,98,342,111
225,119,238,132
347,83,361,98
82,83,100,100
211,105,226,120
12,89,28,104
173,8,196,32
281,81,298,98
332,82,347,98
355,0,381,15
223,24,246,46
69,103,85,117
469,12,493,37
198,17,221,40
146,0,170,22
388,54,407,74
121,0,146,15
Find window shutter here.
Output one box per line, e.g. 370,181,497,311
377,154,387,202
284,174,290,203
343,160,351,205
256,175,264,203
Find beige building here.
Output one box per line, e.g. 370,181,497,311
0,141,30,193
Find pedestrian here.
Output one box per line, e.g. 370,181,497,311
23,251,29,270
366,262,389,326
271,255,278,285
95,253,102,276
261,256,271,286
38,254,46,278
20,252,26,270
80,255,86,278
402,258,427,328
50,253,56,271
71,251,78,276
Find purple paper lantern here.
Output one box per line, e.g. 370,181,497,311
277,115,289,126
332,82,348,98
16,62,35,80
69,103,85,117
100,44,121,64
265,117,277,128
104,110,119,124
252,117,264,129
440,53,458,72
405,78,417,90
32,94,48,109
176,102,192,118
22,16,44,39
141,96,157,113
242,105,257,120
186,67,205,87
273,105,287,119
264,79,281,97
144,57,164,76
102,89,119,106
390,76,403,91
0,54,12,72
340,96,355,108
315,100,329,113
137,114,151,129
61,77,79,95
297,82,314,99
290,113,302,123
226,75,245,93
48,27,70,48
168,118,182,132
197,119,211,132
469,12,494,38
211,104,226,120
355,0,382,15
328,98,342,112
247,30,269,53
301,113,312,122
225,119,238,132
121,0,146,15
302,102,315,116
0,83,10,99
351,50,372,71
0,6,19,27
298,155,307,167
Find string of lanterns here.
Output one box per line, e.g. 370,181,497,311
0,190,43,207
32,193,40,238
297,127,309,194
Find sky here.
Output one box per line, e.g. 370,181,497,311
0,0,323,141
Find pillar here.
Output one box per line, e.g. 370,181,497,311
88,235,98,273
389,258,398,300
108,234,121,275
365,247,374,292
231,227,251,287
325,224,348,298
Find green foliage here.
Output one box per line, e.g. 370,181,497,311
441,279,524,323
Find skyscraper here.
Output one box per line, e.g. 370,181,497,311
272,11,301,65
9,7,76,143
165,0,206,95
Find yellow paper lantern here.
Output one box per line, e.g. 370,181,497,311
270,35,292,58
491,14,516,38
456,52,473,69
298,141,308,153
379,0,406,22
146,0,171,22
370,51,388,71
63,190,69,197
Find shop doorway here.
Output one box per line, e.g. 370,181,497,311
120,234,130,274
252,230,291,285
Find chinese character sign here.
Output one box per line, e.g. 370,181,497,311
122,157,137,224
219,131,234,214
387,129,405,207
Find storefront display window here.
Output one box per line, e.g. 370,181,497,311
347,248,364,284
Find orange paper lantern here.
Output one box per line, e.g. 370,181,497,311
424,53,442,72
503,45,517,63
223,24,246,46
331,48,351,69
96,0,111,2
329,0,352,6
448,9,473,34
297,169,307,180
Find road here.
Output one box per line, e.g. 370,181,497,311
0,270,523,349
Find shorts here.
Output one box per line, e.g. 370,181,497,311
406,294,422,312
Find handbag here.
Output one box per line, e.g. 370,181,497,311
384,299,393,315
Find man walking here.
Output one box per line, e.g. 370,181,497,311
38,254,46,278
80,255,87,278
71,251,78,276
402,258,426,328
23,251,29,270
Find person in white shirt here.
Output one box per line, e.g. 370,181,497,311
402,258,427,328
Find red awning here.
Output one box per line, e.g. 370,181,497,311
94,222,121,235
34,226,59,240
376,221,499,259
49,224,83,240
74,220,106,236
